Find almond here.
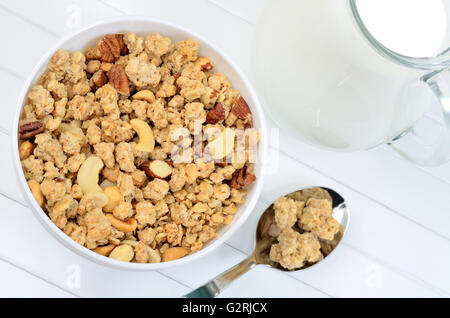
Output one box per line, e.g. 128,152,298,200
140,160,173,178
207,128,235,160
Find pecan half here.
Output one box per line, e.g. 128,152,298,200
90,70,108,91
18,121,45,140
214,159,227,168
230,166,256,189
108,64,130,95
98,34,127,63
231,96,251,120
206,102,226,124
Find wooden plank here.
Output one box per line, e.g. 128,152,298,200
246,148,450,295
226,202,443,297
102,0,253,76
274,119,450,240
220,264,329,298
0,69,23,133
0,9,57,78
208,0,270,25
289,245,440,298
0,0,121,37
0,259,74,298
163,244,328,297
0,132,26,203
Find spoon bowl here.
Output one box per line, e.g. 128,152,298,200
185,187,350,297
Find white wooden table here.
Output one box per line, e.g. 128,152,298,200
1,0,450,298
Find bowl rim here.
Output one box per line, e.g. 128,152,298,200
11,16,268,271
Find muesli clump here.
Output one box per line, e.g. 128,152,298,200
268,188,340,270
19,32,258,263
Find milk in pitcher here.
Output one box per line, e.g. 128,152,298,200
253,0,449,151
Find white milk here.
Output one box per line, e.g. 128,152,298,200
357,0,447,58
253,0,448,151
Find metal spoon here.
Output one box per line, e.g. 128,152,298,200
184,187,350,298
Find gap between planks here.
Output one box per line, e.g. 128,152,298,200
0,255,80,297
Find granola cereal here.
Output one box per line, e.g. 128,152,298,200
299,198,340,241
19,32,258,263
269,229,322,270
268,189,340,270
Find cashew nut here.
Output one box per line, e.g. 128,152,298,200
109,244,134,262
103,186,123,213
93,244,116,256
82,191,109,209
27,180,44,207
106,214,137,233
77,156,104,194
130,118,155,153
207,128,235,160
162,247,189,262
132,90,156,104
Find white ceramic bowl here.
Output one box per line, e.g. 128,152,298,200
11,16,268,271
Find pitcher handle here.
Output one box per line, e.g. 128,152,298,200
389,68,450,167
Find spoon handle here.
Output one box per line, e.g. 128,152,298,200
184,255,257,298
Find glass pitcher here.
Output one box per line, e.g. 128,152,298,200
253,0,450,166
